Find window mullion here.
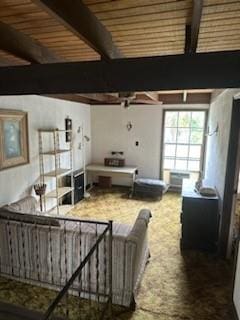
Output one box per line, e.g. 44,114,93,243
174,112,180,169
187,112,192,170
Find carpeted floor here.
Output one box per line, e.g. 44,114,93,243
0,187,235,319
70,187,234,320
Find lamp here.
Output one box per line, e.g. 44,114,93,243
206,124,219,136
79,125,91,198
84,135,90,142
126,121,133,131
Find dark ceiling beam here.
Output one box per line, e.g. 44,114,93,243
0,21,118,103
185,0,203,53
0,21,60,64
33,0,131,100
184,24,192,54
33,0,123,60
191,0,203,53
0,57,18,66
0,51,240,95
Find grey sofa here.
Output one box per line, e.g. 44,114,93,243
0,196,151,307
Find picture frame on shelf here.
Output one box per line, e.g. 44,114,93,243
0,109,29,171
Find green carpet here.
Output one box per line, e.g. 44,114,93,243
0,188,234,319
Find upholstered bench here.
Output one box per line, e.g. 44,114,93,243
133,178,168,199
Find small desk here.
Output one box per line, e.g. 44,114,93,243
86,164,138,192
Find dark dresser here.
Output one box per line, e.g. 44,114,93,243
180,179,220,252
65,170,84,204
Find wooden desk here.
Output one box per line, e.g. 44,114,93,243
86,164,138,191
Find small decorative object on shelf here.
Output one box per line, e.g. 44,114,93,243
34,183,46,212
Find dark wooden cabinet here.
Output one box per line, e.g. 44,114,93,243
65,170,84,204
180,179,220,252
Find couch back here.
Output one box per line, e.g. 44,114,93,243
0,196,151,307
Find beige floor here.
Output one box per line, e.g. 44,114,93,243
0,187,235,319
71,187,234,320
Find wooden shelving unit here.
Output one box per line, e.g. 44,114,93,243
38,128,74,215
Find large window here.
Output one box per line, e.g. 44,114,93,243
163,110,206,173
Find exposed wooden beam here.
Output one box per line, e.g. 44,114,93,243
33,0,123,60
45,93,120,104
93,93,210,105
188,0,204,53
183,90,188,102
143,92,159,102
0,51,240,95
0,21,118,103
44,94,92,104
158,93,210,104
134,94,162,105
133,99,162,105
0,21,60,64
0,57,18,66
76,93,119,103
33,0,131,100
157,89,213,94
184,24,192,54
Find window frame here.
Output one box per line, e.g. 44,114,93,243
160,108,208,178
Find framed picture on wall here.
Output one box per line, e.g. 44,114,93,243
0,109,29,171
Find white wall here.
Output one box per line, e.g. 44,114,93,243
0,95,91,206
204,89,239,195
91,104,209,185
204,88,240,257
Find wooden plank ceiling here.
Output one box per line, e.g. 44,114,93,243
0,0,238,104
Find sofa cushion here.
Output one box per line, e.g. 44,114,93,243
0,208,60,227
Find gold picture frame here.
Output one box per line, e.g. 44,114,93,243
0,109,29,171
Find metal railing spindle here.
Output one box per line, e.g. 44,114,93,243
63,221,69,318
